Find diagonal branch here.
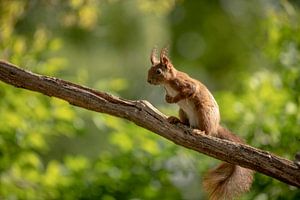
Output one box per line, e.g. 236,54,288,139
0,60,299,187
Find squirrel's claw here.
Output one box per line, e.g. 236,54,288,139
167,116,181,124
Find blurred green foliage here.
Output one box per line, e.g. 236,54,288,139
0,0,300,199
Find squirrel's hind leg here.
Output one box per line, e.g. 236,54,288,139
179,108,190,126
167,109,190,126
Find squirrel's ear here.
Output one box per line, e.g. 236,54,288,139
161,56,170,66
160,47,171,66
150,47,158,65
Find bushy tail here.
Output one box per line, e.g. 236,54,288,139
203,126,253,200
203,163,253,200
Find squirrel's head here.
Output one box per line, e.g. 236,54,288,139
147,47,175,85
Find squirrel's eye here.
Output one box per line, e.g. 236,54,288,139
156,68,162,75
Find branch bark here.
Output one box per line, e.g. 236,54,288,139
0,60,299,187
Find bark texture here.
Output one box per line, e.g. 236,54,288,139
0,60,299,187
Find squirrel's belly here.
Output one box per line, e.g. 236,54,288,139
178,99,199,128
164,85,199,127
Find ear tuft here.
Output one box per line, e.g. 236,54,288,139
160,47,168,63
150,47,158,65
160,47,172,67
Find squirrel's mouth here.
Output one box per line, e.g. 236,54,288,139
147,79,160,85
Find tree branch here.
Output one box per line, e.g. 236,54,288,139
0,60,299,187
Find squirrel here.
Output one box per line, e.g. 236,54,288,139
147,47,253,200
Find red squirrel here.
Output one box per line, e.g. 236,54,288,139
147,48,253,200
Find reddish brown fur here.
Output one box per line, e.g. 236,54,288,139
147,48,253,200
203,163,253,200
148,53,220,135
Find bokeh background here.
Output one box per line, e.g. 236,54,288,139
1,0,300,199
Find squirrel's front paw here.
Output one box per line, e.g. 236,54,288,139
167,116,181,124
165,95,175,103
